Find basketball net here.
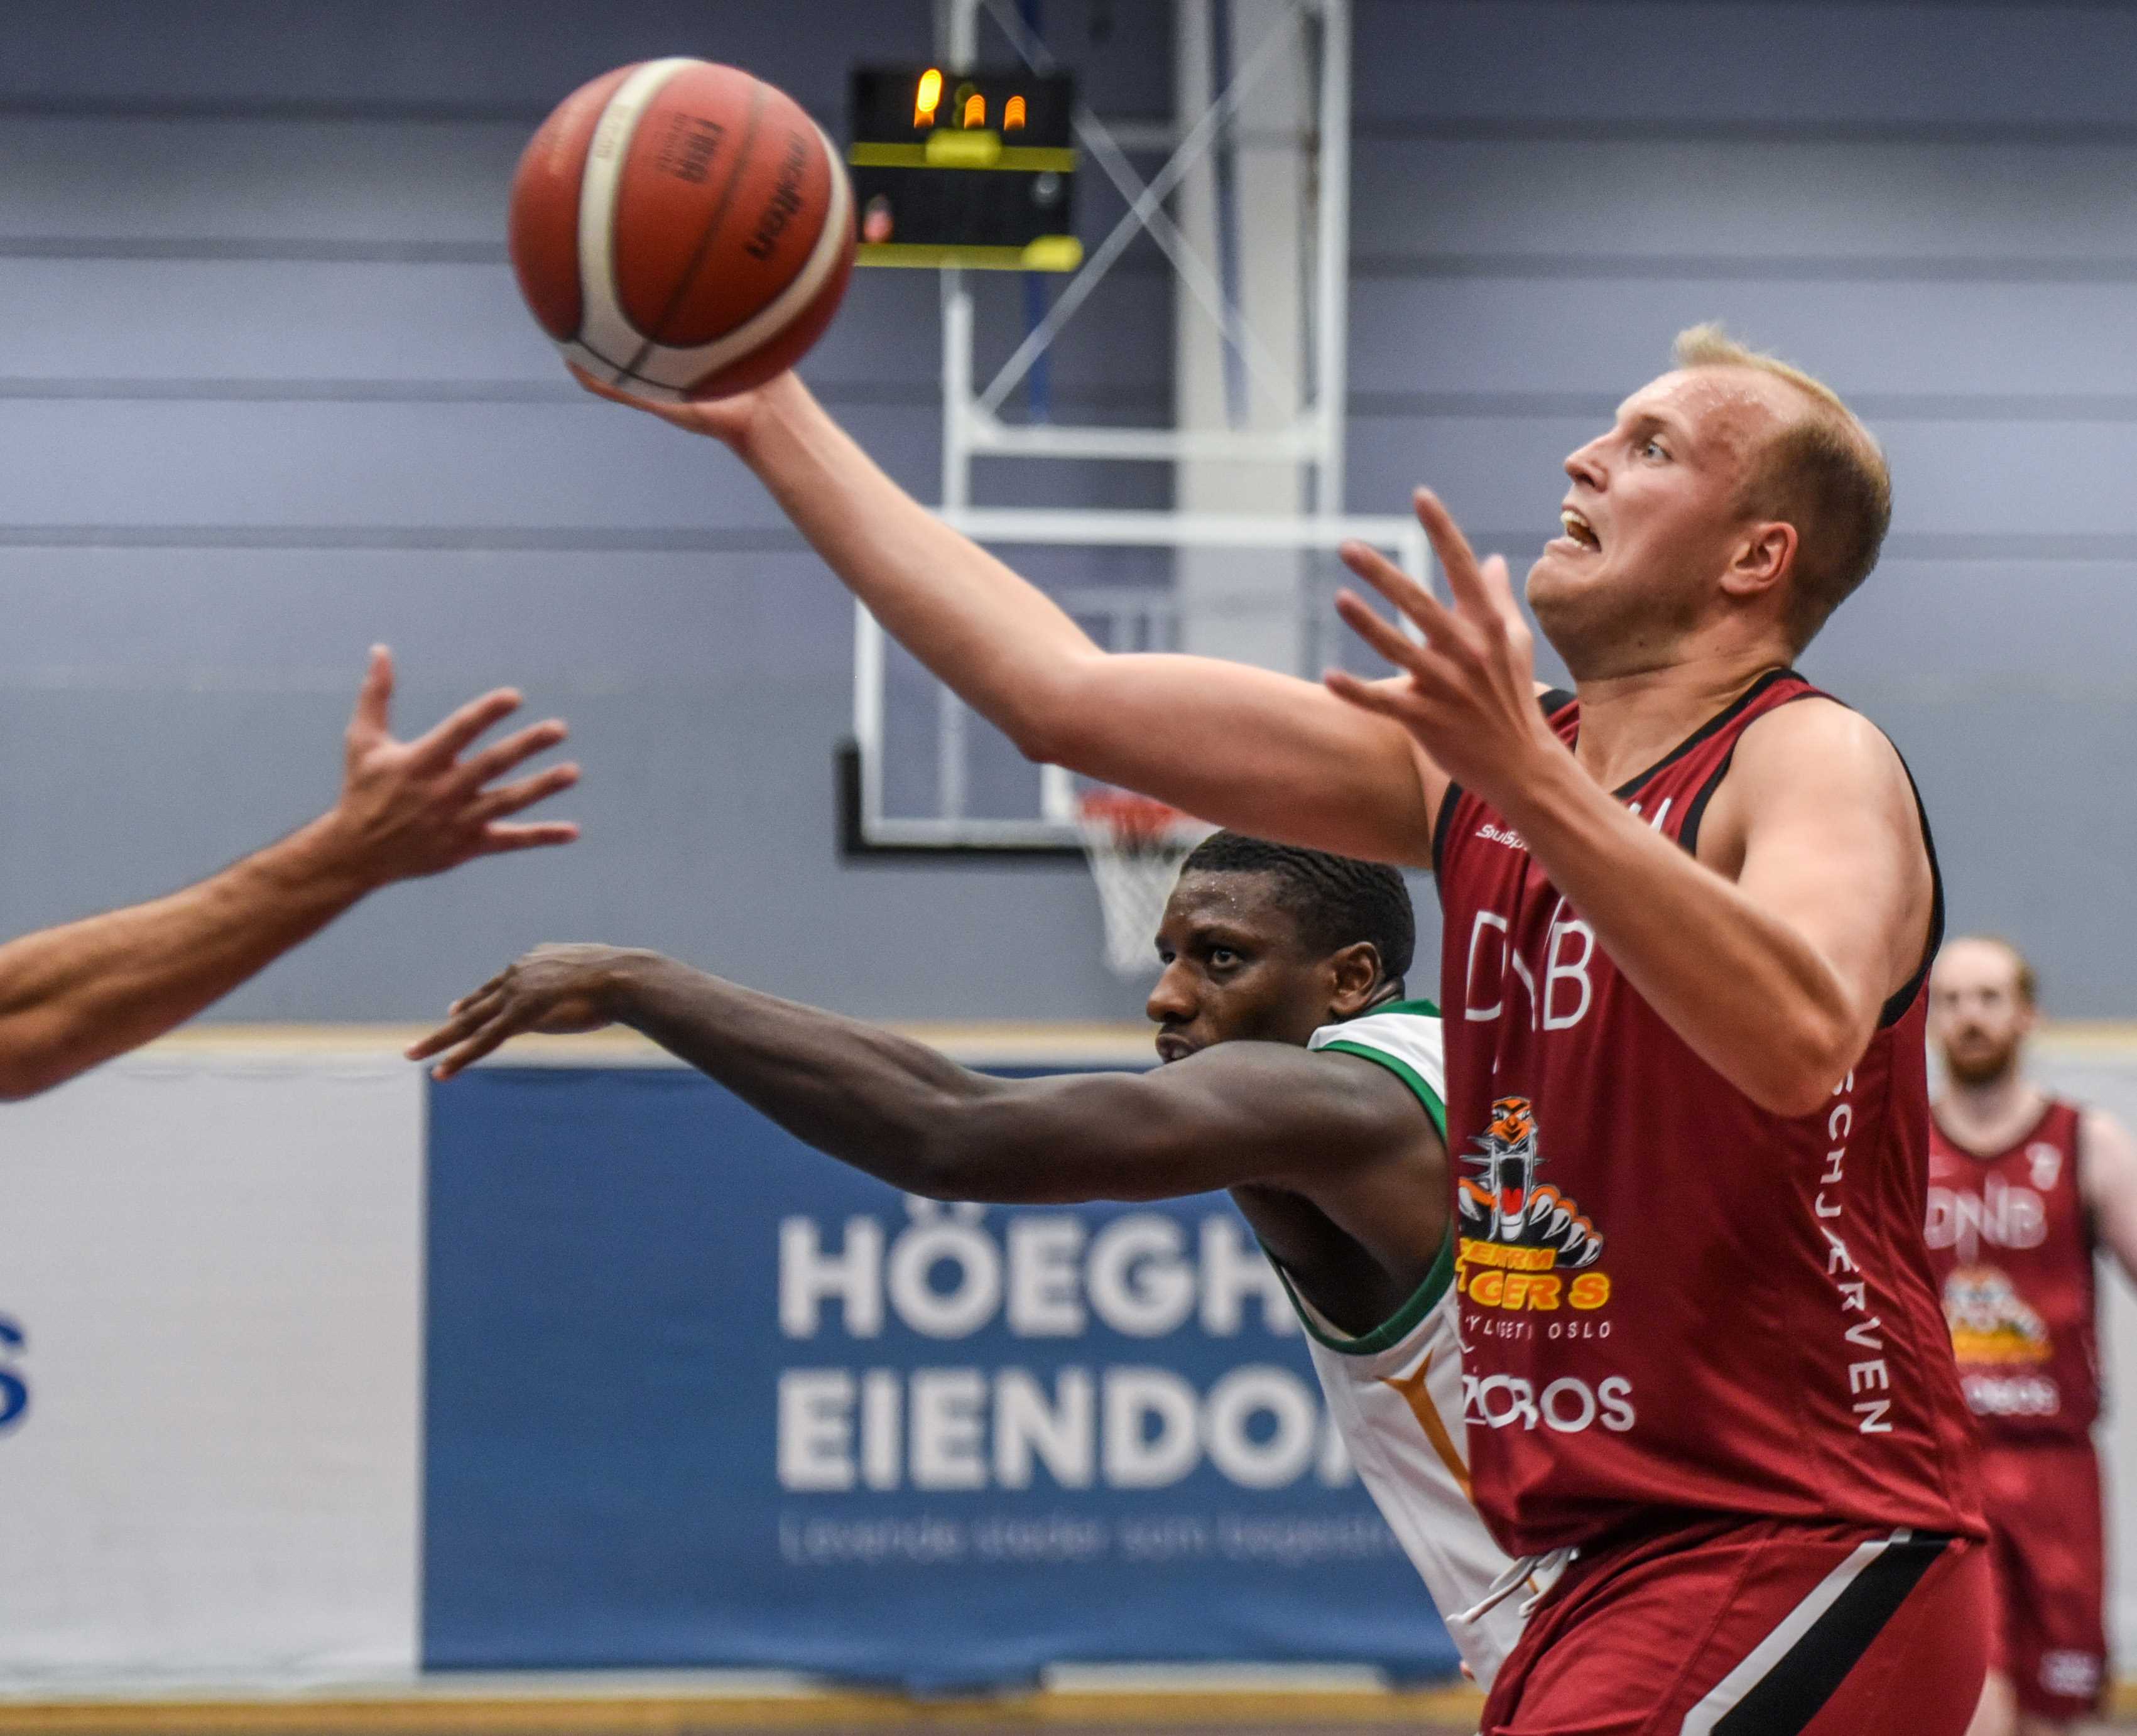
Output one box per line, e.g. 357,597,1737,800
1074,791,1217,977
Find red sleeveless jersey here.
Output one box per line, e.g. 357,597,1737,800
1433,669,1984,1558
1923,1100,2097,1441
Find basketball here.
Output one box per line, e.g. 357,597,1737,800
508,58,855,402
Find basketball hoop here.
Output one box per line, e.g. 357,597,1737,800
1074,790,1216,977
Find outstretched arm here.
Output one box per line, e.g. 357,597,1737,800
0,649,578,1100
582,371,1443,865
2082,1110,2137,1287
410,943,1417,1203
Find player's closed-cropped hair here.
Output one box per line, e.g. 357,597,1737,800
1957,934,2040,1009
1180,831,1415,984
1672,323,1892,652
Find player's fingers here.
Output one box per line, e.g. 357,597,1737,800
1339,542,1457,645
1335,592,1468,692
451,719,569,794
408,688,525,767
567,362,631,403
1411,489,1493,615
1324,667,1432,725
1334,594,1439,688
1477,553,1527,638
1332,589,1432,668
348,645,394,742
427,1017,519,1081
469,764,580,824
475,820,583,852
447,975,509,1018
411,986,506,1052
406,1012,481,1063
567,362,697,428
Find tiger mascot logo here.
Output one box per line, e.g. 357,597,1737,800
1457,1095,1604,1267
1943,1264,2051,1365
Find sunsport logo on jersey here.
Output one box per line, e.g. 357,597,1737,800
1454,1098,1611,1315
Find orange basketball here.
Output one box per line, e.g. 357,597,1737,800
509,60,855,401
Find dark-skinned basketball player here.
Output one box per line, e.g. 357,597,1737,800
0,648,576,1100
411,832,1527,1689
1922,937,2137,1736
573,323,1988,1733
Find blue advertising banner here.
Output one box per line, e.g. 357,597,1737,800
424,1067,1455,1688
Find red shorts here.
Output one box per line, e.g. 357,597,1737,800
1978,1435,2108,1719
1479,1516,1989,1735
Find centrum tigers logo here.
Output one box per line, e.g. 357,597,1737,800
1455,1097,1612,1314
1943,1264,2051,1365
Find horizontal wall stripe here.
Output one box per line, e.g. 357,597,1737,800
1354,254,2137,285
1354,117,2137,147
3,526,2133,565
11,103,2137,151
9,237,2136,286
1456,532,2137,567
0,94,1188,137
0,381,1165,411
0,526,812,553
0,237,1180,271
0,668,2122,704
0,237,509,263
0,97,580,124
1353,393,2137,423
4,381,2132,424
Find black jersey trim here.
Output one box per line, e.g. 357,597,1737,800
1430,690,1579,874
1430,778,1466,876
1677,685,1825,859
1707,1532,1952,1736
1878,746,1945,1029
1607,666,1803,802
1670,692,1942,1032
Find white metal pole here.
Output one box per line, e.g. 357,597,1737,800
1313,0,1351,518
939,0,979,515
948,0,981,67
942,275,974,511
854,602,888,832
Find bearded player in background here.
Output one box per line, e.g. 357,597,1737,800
579,323,1989,1733
1925,936,2137,1736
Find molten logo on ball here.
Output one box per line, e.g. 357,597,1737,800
655,112,726,187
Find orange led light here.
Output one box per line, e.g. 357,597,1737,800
1004,94,1026,130
914,67,942,127
962,91,986,128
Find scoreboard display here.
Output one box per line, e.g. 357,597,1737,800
847,66,1082,270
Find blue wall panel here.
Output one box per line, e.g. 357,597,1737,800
423,1068,1455,1686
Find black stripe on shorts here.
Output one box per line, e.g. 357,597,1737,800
1712,1532,1953,1736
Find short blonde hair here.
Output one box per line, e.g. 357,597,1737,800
1672,324,1891,650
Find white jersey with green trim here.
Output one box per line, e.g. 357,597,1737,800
1288,1001,1528,1690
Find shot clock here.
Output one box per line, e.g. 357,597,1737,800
847,66,1082,269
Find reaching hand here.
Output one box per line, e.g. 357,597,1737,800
322,648,579,887
1324,489,1562,808
408,942,638,1078
568,362,773,447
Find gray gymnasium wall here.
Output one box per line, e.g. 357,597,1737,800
1,0,2131,1023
